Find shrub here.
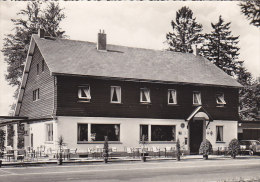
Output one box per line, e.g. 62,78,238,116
7,124,14,147
0,129,5,152
199,139,213,156
57,136,64,165
103,136,109,163
0,129,5,158
17,123,25,149
228,138,240,159
176,138,181,161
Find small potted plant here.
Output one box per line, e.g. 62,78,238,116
140,135,148,162
57,136,64,165
176,138,181,161
103,136,109,163
228,138,240,159
199,139,213,160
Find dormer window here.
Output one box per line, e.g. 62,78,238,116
78,85,91,101
111,86,121,103
193,91,201,105
216,93,226,105
140,88,151,103
168,89,177,104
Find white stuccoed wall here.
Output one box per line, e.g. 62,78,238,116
29,120,57,152
205,120,238,151
57,116,189,152
26,117,238,153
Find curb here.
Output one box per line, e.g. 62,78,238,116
1,156,259,167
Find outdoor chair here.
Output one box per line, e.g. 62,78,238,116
26,147,36,160
126,147,133,158
133,147,140,158
69,148,77,158
165,147,172,157
17,149,26,161
5,149,14,162
111,147,117,153
87,148,95,158
152,146,160,158
96,146,103,158
63,149,70,160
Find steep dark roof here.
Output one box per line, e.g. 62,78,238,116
33,34,241,87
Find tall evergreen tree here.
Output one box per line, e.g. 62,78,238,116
239,0,260,27
166,6,203,53
200,16,241,77
2,2,66,97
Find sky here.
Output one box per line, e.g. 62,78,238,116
0,1,259,116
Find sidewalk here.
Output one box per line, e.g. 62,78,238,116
1,155,260,167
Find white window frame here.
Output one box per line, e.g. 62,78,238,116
33,88,40,101
216,93,226,105
193,91,202,105
110,86,121,103
168,89,177,105
216,126,224,142
45,123,53,142
78,85,91,101
140,88,151,103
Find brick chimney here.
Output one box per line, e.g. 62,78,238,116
97,30,106,51
38,28,45,38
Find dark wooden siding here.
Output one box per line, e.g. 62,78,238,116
243,129,260,140
19,45,55,119
56,75,239,120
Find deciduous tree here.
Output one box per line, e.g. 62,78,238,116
2,1,66,95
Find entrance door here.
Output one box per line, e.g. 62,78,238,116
189,120,203,154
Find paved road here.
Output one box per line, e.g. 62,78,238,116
0,158,260,182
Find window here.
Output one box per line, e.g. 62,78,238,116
33,88,40,101
151,125,176,141
91,124,120,141
168,89,177,104
111,86,121,103
36,63,39,75
140,88,151,103
78,124,88,141
42,60,45,72
216,93,226,105
78,85,91,101
46,123,53,141
216,126,223,142
140,125,148,141
193,91,201,105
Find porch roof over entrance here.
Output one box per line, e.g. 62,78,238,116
185,106,213,122
0,116,28,126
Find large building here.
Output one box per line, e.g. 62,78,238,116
1,29,242,154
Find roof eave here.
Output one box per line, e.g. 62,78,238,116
14,35,36,116
51,72,243,88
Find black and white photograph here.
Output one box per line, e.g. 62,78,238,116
0,0,259,181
